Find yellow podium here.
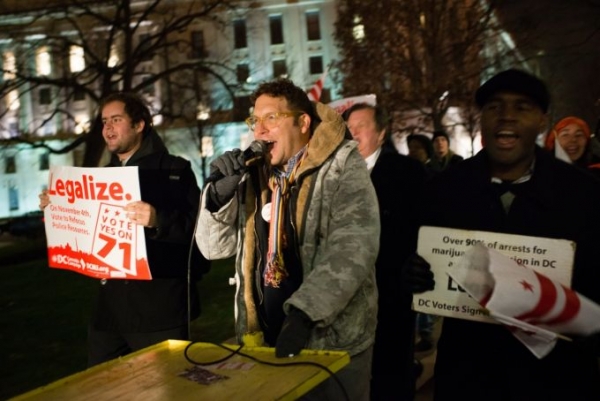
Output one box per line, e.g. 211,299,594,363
12,340,350,401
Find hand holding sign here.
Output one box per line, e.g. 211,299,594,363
449,243,600,358
123,201,157,228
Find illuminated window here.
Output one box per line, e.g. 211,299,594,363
306,11,321,41
69,45,85,72
108,44,119,68
36,46,51,76
353,15,365,42
3,51,16,80
6,90,19,111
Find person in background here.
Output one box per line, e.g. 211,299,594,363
402,69,600,400
406,133,438,354
430,129,464,173
39,92,202,367
344,103,426,401
407,133,435,178
544,116,600,176
195,79,380,400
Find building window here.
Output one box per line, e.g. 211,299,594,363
73,87,86,101
190,30,205,59
5,156,16,173
272,60,287,78
8,122,18,137
108,44,119,68
70,45,85,72
6,90,19,111
352,15,365,42
39,153,49,170
140,75,155,97
39,88,51,105
233,95,251,122
138,33,153,61
309,56,323,75
36,46,51,76
237,64,249,84
270,15,284,45
3,51,16,81
234,19,247,49
306,11,321,41
8,185,19,211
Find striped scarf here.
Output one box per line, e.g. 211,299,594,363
264,146,307,288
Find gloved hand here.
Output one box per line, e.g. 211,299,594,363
275,307,314,358
207,149,246,210
401,253,435,294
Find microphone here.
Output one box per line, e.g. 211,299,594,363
206,140,267,183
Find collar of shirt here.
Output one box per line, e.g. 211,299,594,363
490,158,536,185
274,145,307,178
365,147,382,171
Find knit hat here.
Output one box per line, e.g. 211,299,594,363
475,69,550,113
544,116,591,151
432,130,450,144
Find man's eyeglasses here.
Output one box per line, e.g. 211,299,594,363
245,111,303,132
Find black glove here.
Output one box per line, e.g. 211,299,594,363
275,307,314,358
401,253,435,294
207,149,246,211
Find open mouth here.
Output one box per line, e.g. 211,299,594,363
495,131,518,148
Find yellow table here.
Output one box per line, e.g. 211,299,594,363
12,340,350,401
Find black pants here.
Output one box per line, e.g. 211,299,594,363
87,324,189,367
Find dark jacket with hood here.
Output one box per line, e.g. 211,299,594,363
91,129,201,332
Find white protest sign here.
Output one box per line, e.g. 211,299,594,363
414,226,575,324
44,166,151,280
328,94,376,115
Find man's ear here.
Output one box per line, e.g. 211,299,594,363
300,114,311,135
134,120,145,135
377,128,387,146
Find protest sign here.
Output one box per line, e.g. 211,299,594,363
44,165,151,280
328,94,376,115
414,226,574,324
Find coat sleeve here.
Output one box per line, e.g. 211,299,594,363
194,182,240,260
151,160,200,244
286,147,381,326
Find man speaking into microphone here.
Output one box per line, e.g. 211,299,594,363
195,78,380,400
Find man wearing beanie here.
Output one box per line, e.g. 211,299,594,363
402,68,600,400
430,129,464,173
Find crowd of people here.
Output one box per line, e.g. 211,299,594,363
39,68,600,400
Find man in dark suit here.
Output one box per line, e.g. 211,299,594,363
403,69,600,400
344,103,427,400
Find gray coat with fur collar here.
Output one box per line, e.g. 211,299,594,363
195,102,380,356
